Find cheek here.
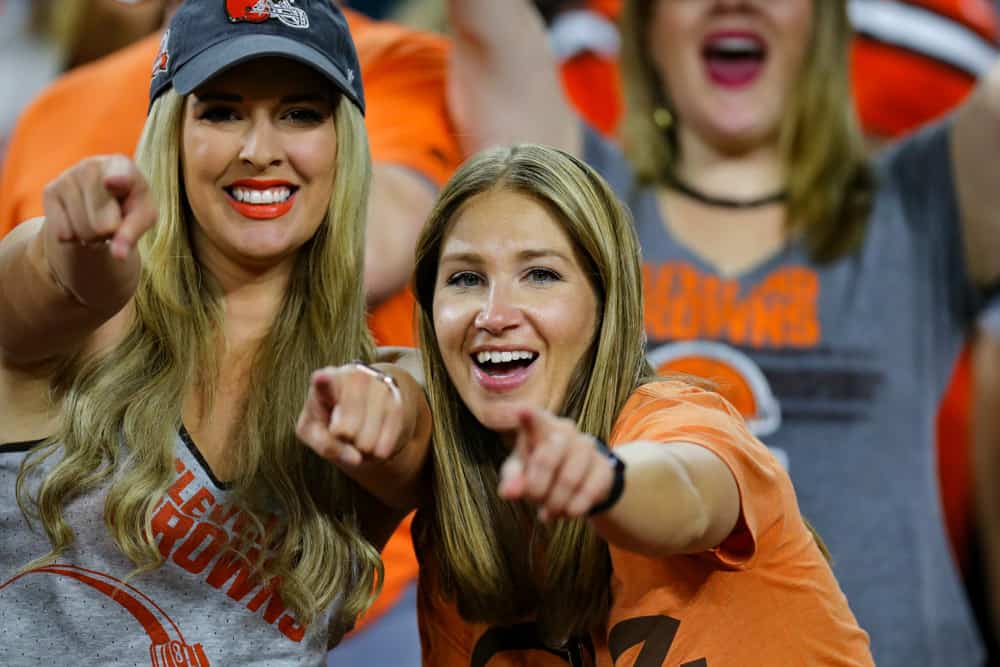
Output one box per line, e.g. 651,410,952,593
289,133,338,187
182,128,230,192
648,5,699,95
550,302,598,361
432,299,469,361
776,1,814,63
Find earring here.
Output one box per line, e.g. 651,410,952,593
652,107,673,130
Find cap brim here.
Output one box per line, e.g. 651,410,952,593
173,34,363,113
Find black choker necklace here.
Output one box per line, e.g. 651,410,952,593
666,175,787,209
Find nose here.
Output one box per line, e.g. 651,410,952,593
474,284,523,334
239,112,283,169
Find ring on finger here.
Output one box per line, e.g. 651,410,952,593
350,360,402,401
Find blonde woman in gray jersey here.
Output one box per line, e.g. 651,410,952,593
0,1,430,665
445,0,1000,664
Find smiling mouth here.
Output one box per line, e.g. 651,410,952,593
702,34,767,87
472,350,538,376
223,185,299,220
224,185,298,205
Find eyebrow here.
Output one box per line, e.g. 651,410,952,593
518,248,572,263
439,248,573,264
192,92,331,104
193,92,242,103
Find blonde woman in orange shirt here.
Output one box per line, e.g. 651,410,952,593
408,144,872,666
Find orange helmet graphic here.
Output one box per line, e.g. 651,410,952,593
226,0,309,29
647,341,781,438
1,564,211,666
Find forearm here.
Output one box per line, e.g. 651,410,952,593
363,243,412,309
447,0,533,49
0,218,137,365
343,364,431,511
973,332,1000,639
363,165,435,308
590,441,740,559
446,0,581,155
953,62,1000,286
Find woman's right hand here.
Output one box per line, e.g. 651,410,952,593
297,361,432,512
296,363,409,468
0,155,156,365
43,154,156,261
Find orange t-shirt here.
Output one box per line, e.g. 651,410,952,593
0,9,461,631
417,381,873,666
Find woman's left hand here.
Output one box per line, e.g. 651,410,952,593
498,406,614,522
296,362,407,469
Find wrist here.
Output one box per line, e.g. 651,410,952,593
588,437,626,516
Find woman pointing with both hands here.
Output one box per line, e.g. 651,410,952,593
0,2,429,664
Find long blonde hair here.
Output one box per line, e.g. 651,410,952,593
413,144,654,645
620,0,873,262
17,89,380,631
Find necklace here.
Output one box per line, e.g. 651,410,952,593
666,175,787,209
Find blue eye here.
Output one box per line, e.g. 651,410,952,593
526,268,560,284
445,272,482,288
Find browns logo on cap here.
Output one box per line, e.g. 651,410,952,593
226,0,310,29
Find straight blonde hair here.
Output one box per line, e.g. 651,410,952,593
413,144,654,645
17,89,380,632
620,0,873,262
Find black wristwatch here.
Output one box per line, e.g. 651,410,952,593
588,437,626,516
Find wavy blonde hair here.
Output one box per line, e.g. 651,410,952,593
413,144,654,645
17,89,380,631
620,0,873,261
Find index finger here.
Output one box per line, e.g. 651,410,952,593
105,158,156,259
516,405,561,453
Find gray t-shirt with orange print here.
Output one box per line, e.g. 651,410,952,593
586,121,985,666
0,432,335,666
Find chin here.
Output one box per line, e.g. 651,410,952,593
468,404,521,434
705,119,775,153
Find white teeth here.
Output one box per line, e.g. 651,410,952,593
231,187,292,204
710,37,762,55
476,350,536,365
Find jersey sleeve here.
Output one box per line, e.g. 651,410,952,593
609,380,788,568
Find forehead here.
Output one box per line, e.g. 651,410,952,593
191,56,335,101
441,190,579,257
